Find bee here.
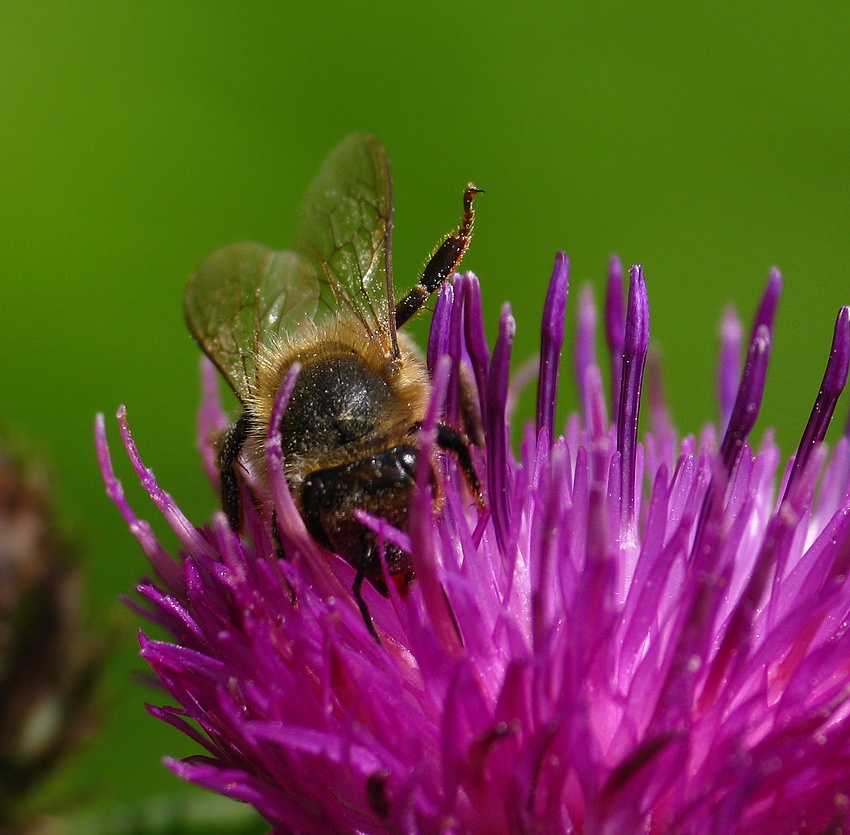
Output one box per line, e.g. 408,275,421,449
184,133,483,636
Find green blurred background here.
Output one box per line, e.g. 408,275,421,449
0,0,848,824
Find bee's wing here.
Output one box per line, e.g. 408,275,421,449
294,132,396,352
184,242,319,401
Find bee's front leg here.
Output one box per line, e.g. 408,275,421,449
219,412,252,531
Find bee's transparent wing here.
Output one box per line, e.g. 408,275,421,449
294,132,396,350
184,242,319,401
184,133,393,399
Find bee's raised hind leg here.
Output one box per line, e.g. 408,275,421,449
394,184,482,329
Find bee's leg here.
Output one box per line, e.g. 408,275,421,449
219,412,251,531
458,363,485,448
270,508,284,557
395,184,483,329
268,508,299,606
441,584,464,646
353,550,381,643
435,423,485,508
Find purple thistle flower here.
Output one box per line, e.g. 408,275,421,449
97,257,850,834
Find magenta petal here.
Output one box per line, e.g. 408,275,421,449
717,305,743,432
605,254,626,420
785,305,850,500
616,265,650,529
536,251,569,444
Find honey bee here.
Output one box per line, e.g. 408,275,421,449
184,133,483,635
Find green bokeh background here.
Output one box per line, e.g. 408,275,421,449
0,1,848,821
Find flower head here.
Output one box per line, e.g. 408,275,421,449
0,435,102,829
98,256,850,833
